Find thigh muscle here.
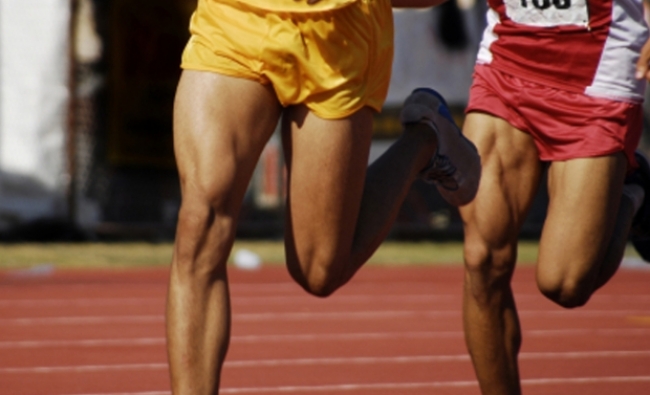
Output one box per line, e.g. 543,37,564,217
461,112,542,272
282,105,374,269
537,154,627,290
174,70,282,217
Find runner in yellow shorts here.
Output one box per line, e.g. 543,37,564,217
166,1,481,393
181,0,393,119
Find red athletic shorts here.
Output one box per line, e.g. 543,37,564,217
466,64,643,169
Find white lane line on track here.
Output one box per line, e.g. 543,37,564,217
3,350,650,374
0,363,168,374
0,295,459,308
3,328,650,349
0,311,447,326
0,311,439,326
0,298,163,307
1,293,649,308
232,331,459,343
1,309,649,326
0,315,165,325
0,332,447,349
0,337,166,349
518,350,650,359
0,332,451,349
0,293,647,319
231,327,650,342
225,282,451,293
46,375,650,395
525,327,650,337
218,376,650,393
59,393,170,395
219,376,650,393
227,282,465,293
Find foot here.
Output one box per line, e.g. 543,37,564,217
400,88,481,206
628,151,650,261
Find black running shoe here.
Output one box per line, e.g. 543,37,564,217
400,88,481,206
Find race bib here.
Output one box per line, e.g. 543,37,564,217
504,0,589,27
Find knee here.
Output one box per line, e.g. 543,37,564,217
464,241,517,283
294,267,339,298
285,247,345,298
463,241,517,301
536,272,591,308
173,200,235,279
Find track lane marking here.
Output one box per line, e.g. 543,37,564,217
0,295,457,307
1,309,649,326
1,293,649,308
2,350,650,374
47,375,650,395
2,328,650,349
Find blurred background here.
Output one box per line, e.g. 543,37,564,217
0,0,646,243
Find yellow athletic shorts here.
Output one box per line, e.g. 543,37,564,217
181,0,394,119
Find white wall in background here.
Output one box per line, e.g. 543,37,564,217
387,6,483,106
0,0,70,225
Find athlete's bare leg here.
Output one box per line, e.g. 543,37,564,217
167,70,449,393
536,153,630,307
281,105,440,295
461,112,640,395
459,112,542,395
167,70,283,394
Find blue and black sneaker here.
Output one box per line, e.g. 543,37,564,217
400,88,481,206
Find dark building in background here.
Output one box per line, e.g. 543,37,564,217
61,0,549,242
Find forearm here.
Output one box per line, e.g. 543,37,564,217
391,0,449,8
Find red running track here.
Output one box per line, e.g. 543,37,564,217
0,263,649,395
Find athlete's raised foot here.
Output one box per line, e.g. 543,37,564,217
400,88,481,206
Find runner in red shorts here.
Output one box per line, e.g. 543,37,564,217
459,1,650,394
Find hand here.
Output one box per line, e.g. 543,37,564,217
635,37,650,81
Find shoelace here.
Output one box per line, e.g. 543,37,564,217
426,154,459,191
